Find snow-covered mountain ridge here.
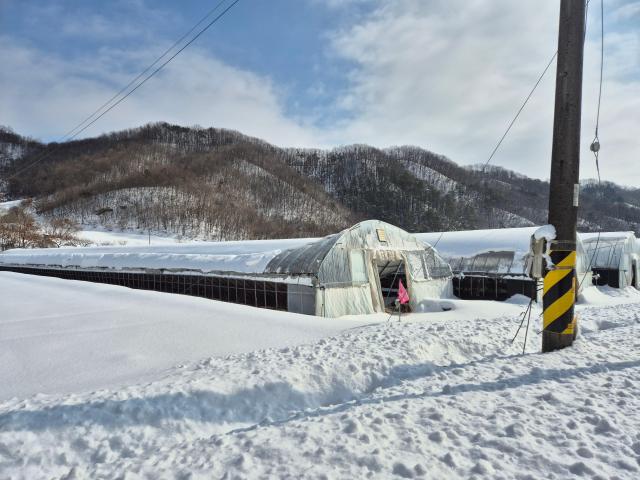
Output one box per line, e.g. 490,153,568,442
2,123,639,240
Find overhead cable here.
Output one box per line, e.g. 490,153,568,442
7,0,241,181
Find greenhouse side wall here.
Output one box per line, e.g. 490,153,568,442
0,265,292,311
317,283,375,318
452,275,538,301
287,283,316,315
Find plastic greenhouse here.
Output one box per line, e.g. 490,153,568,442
0,220,453,317
416,227,594,301
580,232,639,289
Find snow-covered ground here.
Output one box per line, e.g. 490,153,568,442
0,199,189,246
0,272,369,400
76,227,186,246
0,199,24,213
0,273,639,479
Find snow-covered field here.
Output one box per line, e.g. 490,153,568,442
0,273,639,479
0,199,24,213
76,228,186,246
0,199,188,247
0,272,368,400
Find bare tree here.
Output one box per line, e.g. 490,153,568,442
42,217,84,247
0,206,41,250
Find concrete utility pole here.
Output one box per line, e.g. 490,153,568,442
543,0,586,353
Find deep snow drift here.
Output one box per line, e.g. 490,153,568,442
0,273,639,479
0,272,371,400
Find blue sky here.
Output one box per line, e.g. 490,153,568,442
1,0,639,186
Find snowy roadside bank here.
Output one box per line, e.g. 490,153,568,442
0,274,638,479
0,272,549,401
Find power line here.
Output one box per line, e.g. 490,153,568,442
65,0,242,141
8,0,226,180
481,51,557,172
438,45,560,249
482,0,595,173
64,0,232,140
431,231,444,249
7,0,242,181
592,0,604,140
579,0,605,292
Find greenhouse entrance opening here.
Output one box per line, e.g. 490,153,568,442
376,259,410,312
593,268,619,288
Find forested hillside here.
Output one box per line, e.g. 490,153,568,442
1,123,638,240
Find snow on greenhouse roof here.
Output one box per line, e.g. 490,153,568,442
0,220,443,276
580,231,637,244
416,227,542,258
0,237,322,274
416,226,565,276
416,227,541,275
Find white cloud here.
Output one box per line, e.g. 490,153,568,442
0,38,319,148
60,14,140,40
311,0,376,8
2,0,638,188
612,1,640,20
322,0,640,187
20,0,169,42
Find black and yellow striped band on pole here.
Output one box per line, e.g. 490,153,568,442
542,241,578,352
